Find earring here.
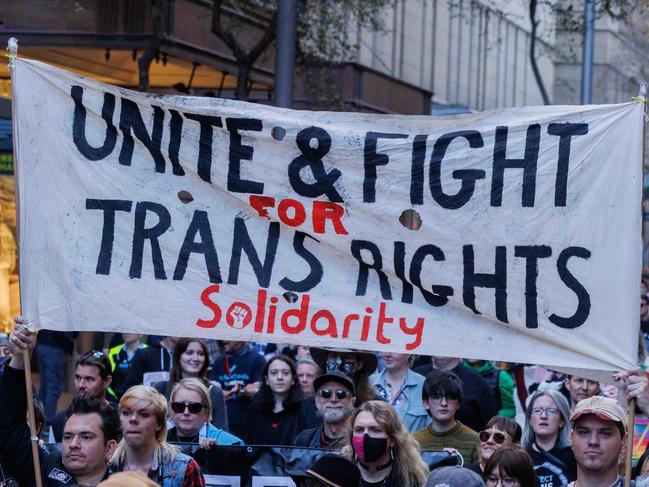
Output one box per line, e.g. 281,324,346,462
389,446,395,462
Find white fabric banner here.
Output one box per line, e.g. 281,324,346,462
11,59,644,372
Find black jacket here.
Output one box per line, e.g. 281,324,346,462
0,366,112,487
122,342,172,392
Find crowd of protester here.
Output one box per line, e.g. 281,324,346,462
1,306,649,487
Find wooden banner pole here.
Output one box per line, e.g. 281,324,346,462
627,82,648,487
6,37,44,487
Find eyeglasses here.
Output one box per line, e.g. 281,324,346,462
429,393,459,403
531,407,559,416
170,402,206,414
479,430,507,444
318,388,349,400
485,475,516,487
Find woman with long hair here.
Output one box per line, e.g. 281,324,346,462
467,415,522,474
110,385,204,487
242,355,305,445
153,338,227,430
166,379,242,447
484,447,536,487
522,390,575,487
342,401,428,487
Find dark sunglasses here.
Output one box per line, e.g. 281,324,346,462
318,388,349,400
170,401,206,414
479,430,507,444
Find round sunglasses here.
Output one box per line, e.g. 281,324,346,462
170,401,206,414
479,430,507,444
318,388,350,400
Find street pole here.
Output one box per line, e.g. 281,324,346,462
580,0,595,104
275,0,297,108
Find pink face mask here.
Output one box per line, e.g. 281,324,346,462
352,434,388,464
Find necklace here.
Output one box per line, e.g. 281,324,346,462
360,465,393,487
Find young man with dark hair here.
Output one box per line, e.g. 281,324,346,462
414,356,497,432
1,320,120,487
49,349,118,444
413,369,480,463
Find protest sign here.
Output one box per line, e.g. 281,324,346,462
10,58,643,371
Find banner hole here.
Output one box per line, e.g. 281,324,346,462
178,190,194,204
283,291,298,303
271,126,286,141
399,209,422,230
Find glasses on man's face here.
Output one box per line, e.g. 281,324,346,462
531,406,559,416
486,475,516,487
170,401,206,414
318,388,349,400
479,430,507,444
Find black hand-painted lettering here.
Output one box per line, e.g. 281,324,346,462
350,240,392,299
119,99,166,172
226,118,264,194
71,86,117,161
549,247,591,328
410,135,428,205
173,210,221,283
289,126,343,202
491,124,540,207
547,123,589,207
394,241,414,303
430,131,485,209
185,113,223,183
85,199,132,275
362,132,408,203
514,245,552,328
167,110,186,176
228,217,279,288
463,245,508,323
129,201,171,279
279,231,324,292
410,244,454,306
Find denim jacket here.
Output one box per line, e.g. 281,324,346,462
371,368,430,433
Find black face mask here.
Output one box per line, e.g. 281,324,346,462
352,434,388,463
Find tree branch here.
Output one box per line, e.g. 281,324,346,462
246,9,278,65
211,0,246,60
138,0,168,91
529,0,550,105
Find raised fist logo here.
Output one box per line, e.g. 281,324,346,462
226,302,252,329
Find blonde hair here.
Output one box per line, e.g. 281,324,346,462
170,378,213,423
111,386,178,466
342,401,428,487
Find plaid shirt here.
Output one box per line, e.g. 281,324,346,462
135,458,205,487
179,459,205,487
